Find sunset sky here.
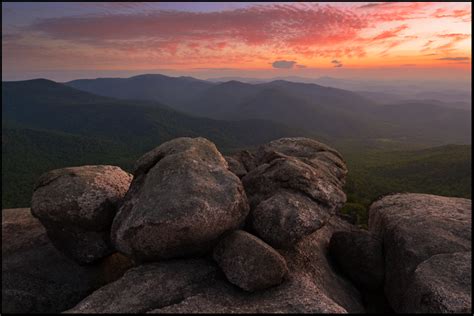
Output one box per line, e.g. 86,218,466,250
2,2,471,81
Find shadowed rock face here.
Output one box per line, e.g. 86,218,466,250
225,150,258,178
213,230,288,292
111,137,250,262
224,155,248,178
31,165,132,264
2,208,132,314
369,193,472,313
328,230,384,291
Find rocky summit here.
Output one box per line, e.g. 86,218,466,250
2,137,472,314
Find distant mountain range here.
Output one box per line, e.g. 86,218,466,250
67,74,471,145
207,75,472,105
2,75,471,209
2,78,311,208
3,79,307,151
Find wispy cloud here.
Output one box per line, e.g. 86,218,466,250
436,57,470,61
371,24,408,41
357,2,396,10
432,7,471,20
435,33,471,52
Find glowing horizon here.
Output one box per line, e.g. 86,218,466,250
2,2,471,81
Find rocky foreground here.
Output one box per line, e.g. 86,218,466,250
2,137,472,314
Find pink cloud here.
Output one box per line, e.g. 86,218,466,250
435,33,471,51
432,7,471,19
371,24,408,41
358,2,436,22
31,4,369,49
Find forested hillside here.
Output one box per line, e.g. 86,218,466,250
1,79,308,208
340,144,472,225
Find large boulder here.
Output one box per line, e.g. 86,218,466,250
2,208,132,314
328,230,384,291
111,137,249,262
369,193,472,313
31,165,132,264
213,230,288,292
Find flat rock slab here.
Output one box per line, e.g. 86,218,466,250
149,272,348,313
213,230,288,291
369,193,472,313
403,251,472,313
31,165,132,264
66,259,219,313
111,137,249,261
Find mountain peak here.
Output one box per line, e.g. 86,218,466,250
3,78,57,85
